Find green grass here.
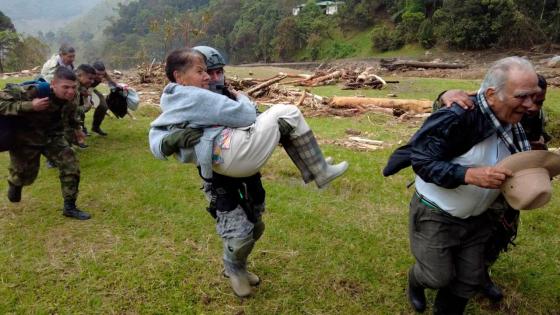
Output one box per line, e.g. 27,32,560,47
0,77,559,314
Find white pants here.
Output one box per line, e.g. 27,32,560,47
213,104,310,178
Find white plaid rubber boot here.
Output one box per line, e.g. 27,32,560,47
290,131,348,188
281,137,315,183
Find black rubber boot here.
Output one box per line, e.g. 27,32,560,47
481,269,503,302
92,104,108,136
408,267,427,313
433,290,468,315
7,181,22,203
91,126,108,136
63,199,91,220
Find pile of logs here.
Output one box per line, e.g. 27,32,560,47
132,63,432,117
0,66,41,79
286,66,398,90
136,61,166,84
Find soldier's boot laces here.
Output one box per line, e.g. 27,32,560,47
7,181,22,203
63,199,91,220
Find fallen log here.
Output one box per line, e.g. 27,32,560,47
279,72,313,80
348,137,384,146
380,59,467,71
246,74,287,96
300,70,343,86
296,89,308,106
329,96,432,113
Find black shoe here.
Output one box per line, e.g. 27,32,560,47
63,207,91,220
482,277,503,302
63,199,91,220
7,181,22,203
77,142,89,149
92,127,108,136
408,268,426,313
434,290,468,315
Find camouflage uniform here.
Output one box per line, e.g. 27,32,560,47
0,85,81,201
74,83,93,136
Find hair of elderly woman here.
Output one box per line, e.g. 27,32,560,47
480,56,536,98
165,48,204,83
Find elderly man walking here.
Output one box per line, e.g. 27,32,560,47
40,44,76,83
384,57,539,314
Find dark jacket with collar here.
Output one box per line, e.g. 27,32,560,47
383,97,496,189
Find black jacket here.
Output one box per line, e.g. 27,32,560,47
383,100,495,189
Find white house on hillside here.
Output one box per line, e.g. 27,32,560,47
293,1,345,16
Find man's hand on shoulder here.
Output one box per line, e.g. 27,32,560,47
32,97,50,111
465,166,513,189
441,89,475,110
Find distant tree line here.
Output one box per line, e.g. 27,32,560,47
44,0,560,67
4,1,560,70
0,11,49,72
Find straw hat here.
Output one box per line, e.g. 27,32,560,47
497,150,560,210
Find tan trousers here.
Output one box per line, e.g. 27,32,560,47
213,104,309,178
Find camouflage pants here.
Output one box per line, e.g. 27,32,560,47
9,136,80,200
216,205,265,269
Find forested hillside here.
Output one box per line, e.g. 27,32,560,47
40,0,131,63
99,0,560,68
0,0,104,34
2,0,560,70
0,10,48,72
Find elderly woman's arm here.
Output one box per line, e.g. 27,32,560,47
193,89,257,127
158,85,257,128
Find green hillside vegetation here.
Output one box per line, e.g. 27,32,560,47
296,27,427,61
0,0,104,34
51,0,132,62
0,10,49,72
96,0,560,68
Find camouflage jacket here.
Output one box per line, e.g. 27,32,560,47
0,84,80,145
74,82,94,115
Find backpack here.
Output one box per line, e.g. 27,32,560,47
0,79,50,151
106,86,129,118
0,115,18,151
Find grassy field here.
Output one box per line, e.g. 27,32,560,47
0,74,559,314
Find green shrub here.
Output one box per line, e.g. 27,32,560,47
323,41,356,59
398,11,424,43
417,19,436,49
371,25,404,52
